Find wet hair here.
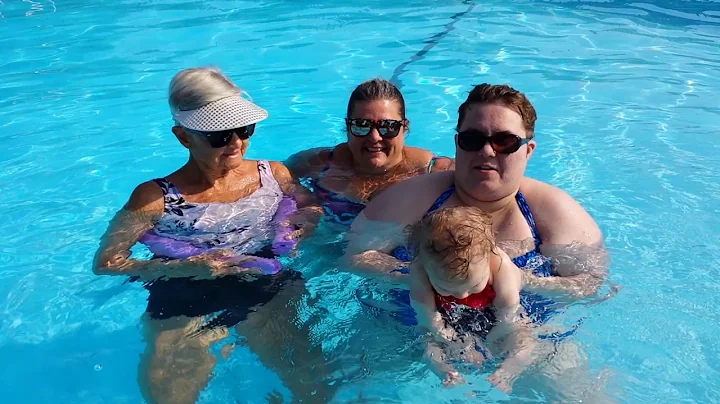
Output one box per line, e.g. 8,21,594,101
456,83,537,138
408,206,497,280
168,66,241,113
346,78,406,119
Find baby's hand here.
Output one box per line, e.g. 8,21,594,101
444,336,487,366
431,314,457,341
439,326,457,341
442,370,465,388
459,346,487,367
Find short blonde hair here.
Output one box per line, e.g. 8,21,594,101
408,206,496,280
168,66,241,113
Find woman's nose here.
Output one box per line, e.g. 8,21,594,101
227,133,244,147
366,128,383,142
479,140,496,157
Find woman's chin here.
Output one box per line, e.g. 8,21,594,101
363,151,402,172
460,177,505,199
219,155,245,169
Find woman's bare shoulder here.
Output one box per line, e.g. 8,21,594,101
363,171,455,223
403,146,454,172
125,180,165,214
285,146,334,178
520,177,602,245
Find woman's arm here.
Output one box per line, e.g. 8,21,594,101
341,173,448,276
92,182,244,281
524,179,610,298
284,147,331,180
522,244,612,299
341,211,412,286
92,181,162,276
346,249,410,286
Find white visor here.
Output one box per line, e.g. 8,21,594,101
172,94,268,132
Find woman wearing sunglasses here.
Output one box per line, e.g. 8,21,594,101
344,83,608,304
341,84,613,399
92,67,333,404
286,78,454,227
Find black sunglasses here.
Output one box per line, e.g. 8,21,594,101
185,124,256,148
457,129,531,154
345,118,406,139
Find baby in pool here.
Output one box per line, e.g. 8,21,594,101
407,205,539,392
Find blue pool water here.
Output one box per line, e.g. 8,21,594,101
2,0,720,402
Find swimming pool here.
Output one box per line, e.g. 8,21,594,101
2,0,719,402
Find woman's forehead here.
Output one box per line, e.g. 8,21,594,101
349,99,402,119
460,104,525,133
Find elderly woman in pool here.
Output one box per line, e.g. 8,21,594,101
92,67,331,404
344,83,608,301
286,78,454,226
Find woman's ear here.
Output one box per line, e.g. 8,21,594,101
172,126,193,149
525,135,536,159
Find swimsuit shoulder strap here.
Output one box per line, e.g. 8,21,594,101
150,178,182,205
515,190,542,247
426,156,437,173
424,184,456,217
151,178,171,195
257,160,281,191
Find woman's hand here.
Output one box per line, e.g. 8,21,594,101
148,250,267,281
285,206,323,241
186,249,243,277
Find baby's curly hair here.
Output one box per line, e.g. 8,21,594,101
408,206,496,280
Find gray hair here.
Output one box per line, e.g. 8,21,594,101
168,66,241,112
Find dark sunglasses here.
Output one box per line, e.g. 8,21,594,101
345,118,406,139
457,129,531,154
185,124,256,148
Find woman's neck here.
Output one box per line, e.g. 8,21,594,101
182,157,236,187
454,183,518,221
353,150,406,177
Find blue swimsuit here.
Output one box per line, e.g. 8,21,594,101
385,184,574,340
304,151,366,226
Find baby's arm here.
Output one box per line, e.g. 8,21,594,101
488,250,538,393
409,263,463,386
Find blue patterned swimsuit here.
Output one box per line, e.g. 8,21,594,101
386,185,575,340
